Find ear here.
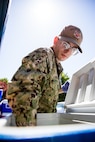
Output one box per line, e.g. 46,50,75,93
53,36,59,44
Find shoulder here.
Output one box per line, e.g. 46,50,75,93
29,47,52,56
24,48,53,61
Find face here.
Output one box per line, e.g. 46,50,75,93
53,37,79,61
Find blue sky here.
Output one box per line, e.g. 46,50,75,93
0,0,95,81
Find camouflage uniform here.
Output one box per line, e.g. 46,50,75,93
6,47,63,126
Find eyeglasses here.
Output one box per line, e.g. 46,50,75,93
61,41,79,55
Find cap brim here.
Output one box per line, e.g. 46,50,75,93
59,36,83,53
78,47,82,53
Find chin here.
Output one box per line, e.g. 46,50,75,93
59,58,67,61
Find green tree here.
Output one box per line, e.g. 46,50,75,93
61,72,70,85
0,78,8,83
58,72,70,102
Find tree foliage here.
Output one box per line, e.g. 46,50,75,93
60,72,70,85
58,72,70,102
0,78,8,84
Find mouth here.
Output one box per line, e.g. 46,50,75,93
58,53,67,61
61,53,67,58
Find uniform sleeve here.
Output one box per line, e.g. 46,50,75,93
6,49,49,126
8,48,49,94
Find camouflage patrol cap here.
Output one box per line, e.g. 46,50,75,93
59,25,83,53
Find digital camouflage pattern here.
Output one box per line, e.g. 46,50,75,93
6,47,63,126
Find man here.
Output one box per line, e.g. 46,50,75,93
6,25,83,126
